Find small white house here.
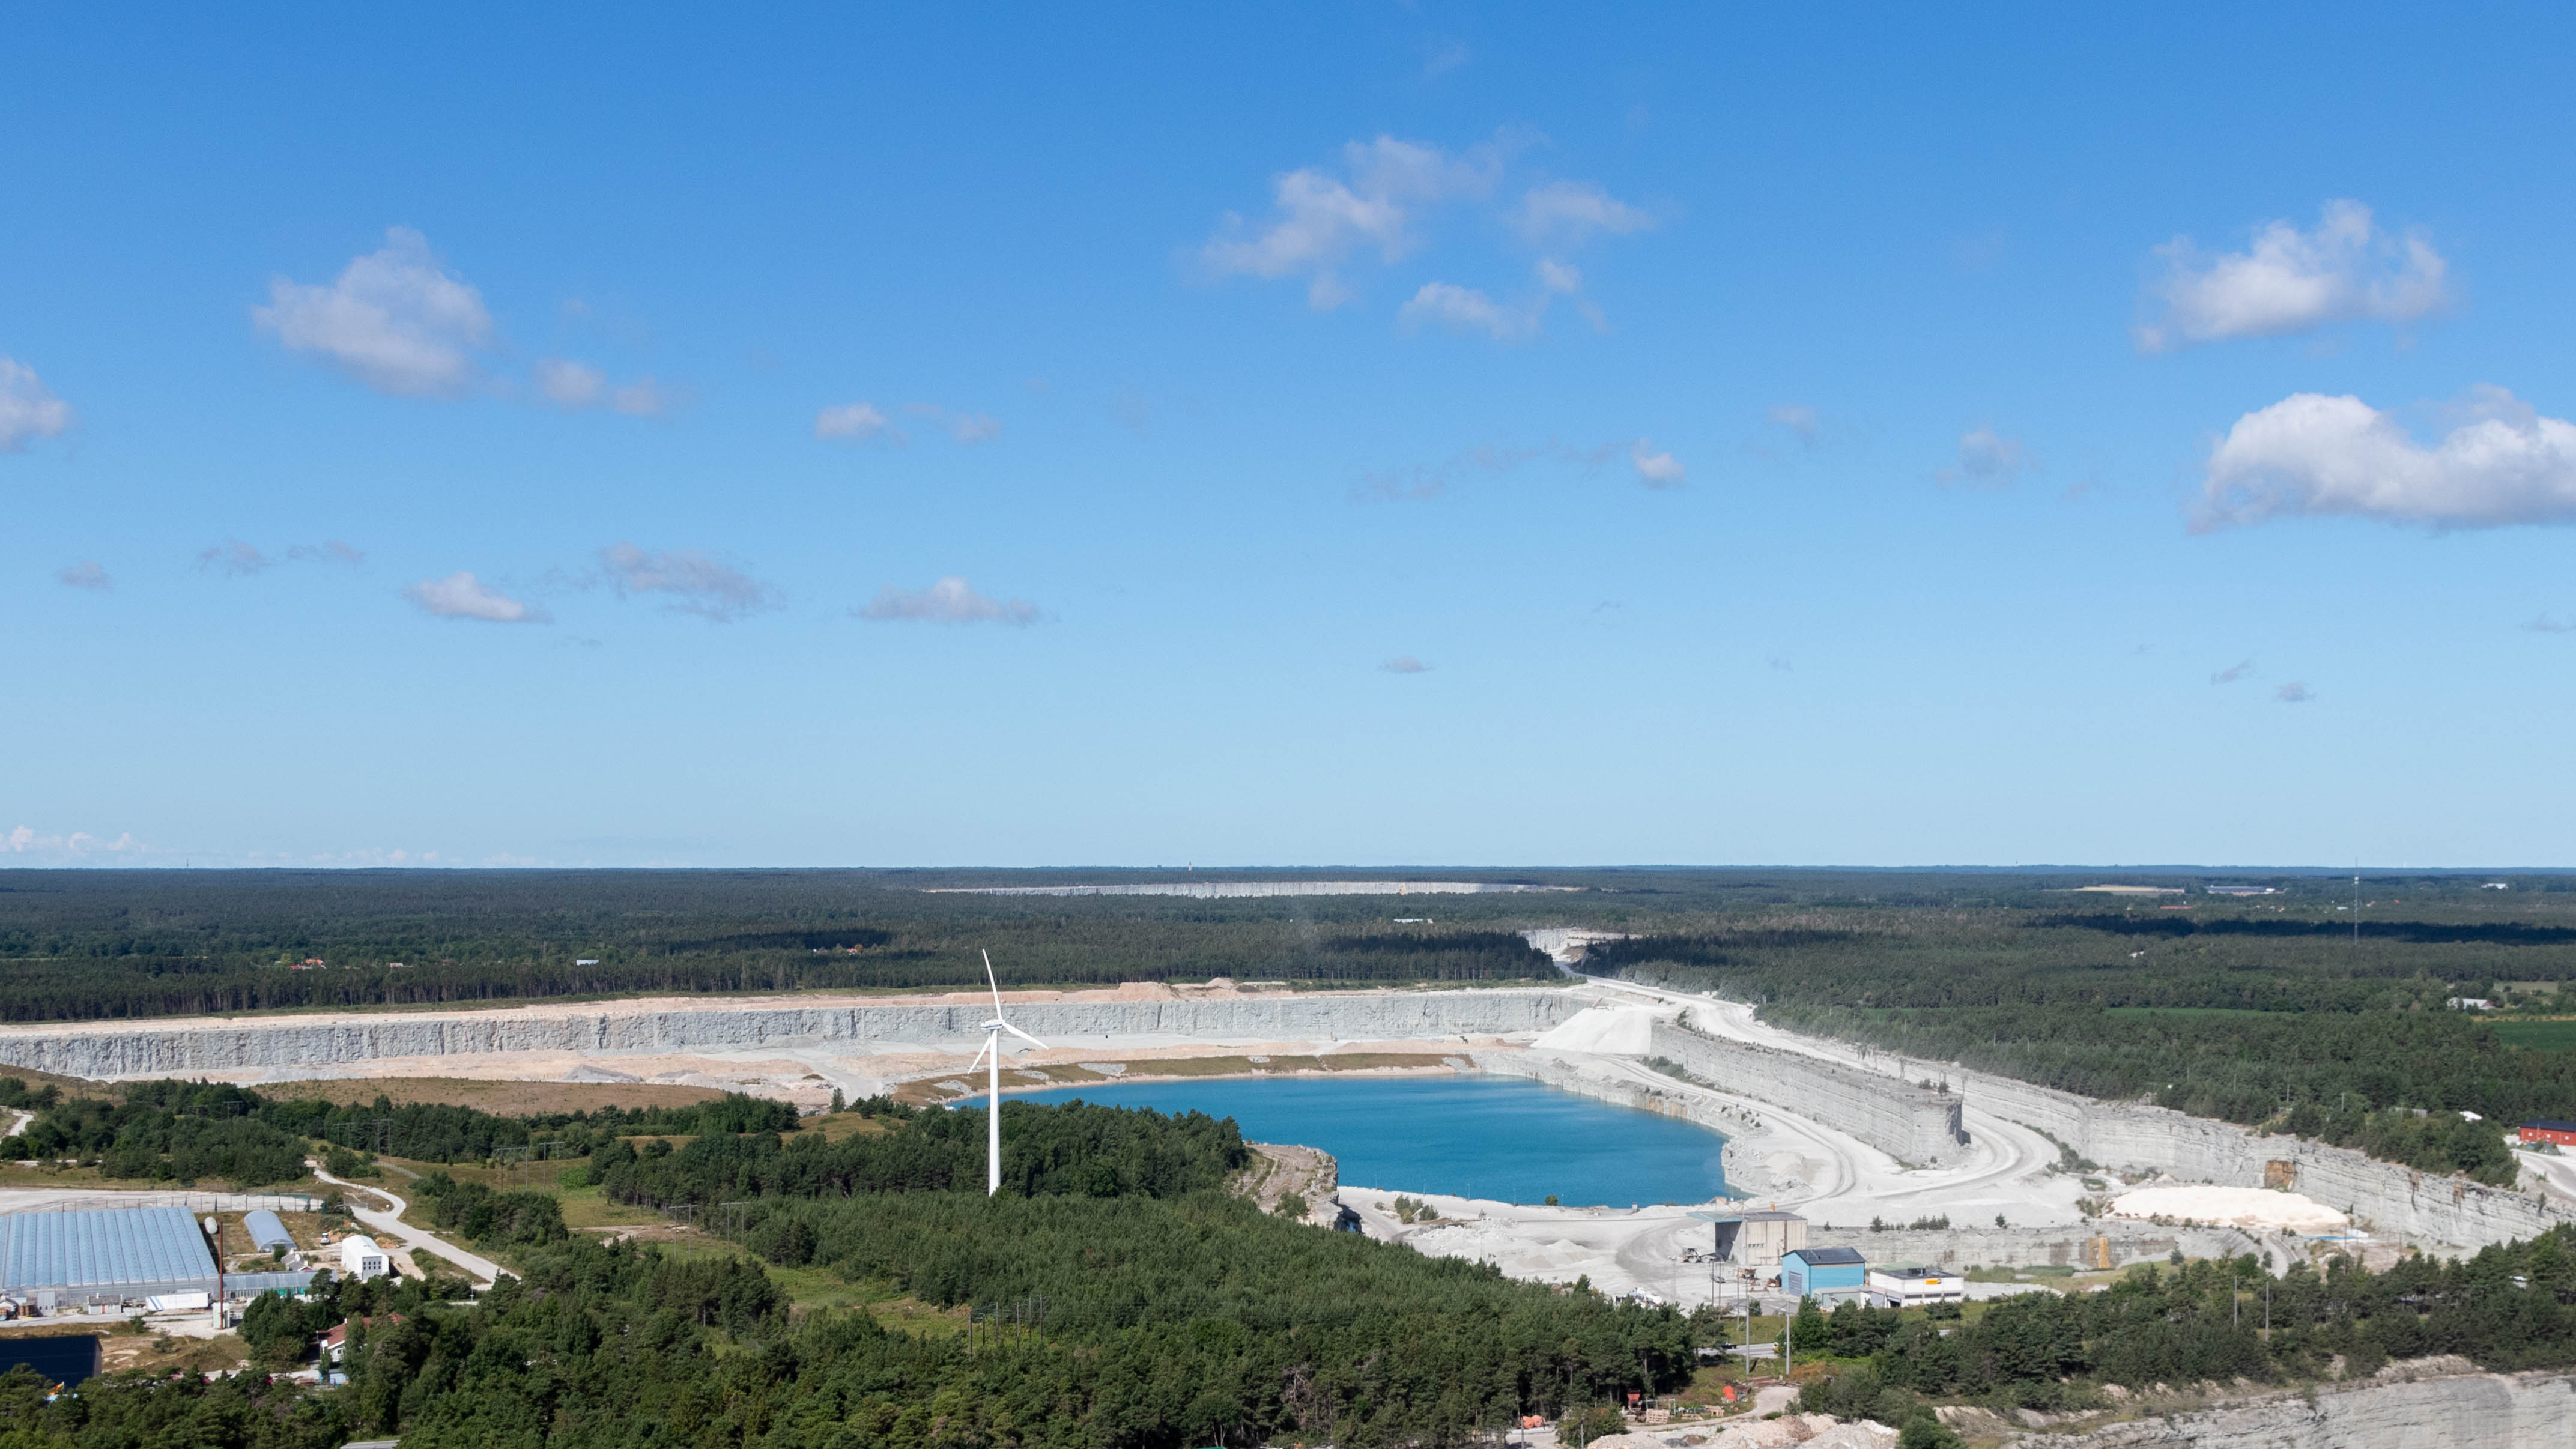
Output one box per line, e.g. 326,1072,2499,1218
338,1235,389,1279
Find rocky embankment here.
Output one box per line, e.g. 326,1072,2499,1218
2012,1361,2576,1448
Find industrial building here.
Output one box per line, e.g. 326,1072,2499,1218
0,1206,219,1310
1868,1263,1965,1307
1691,1207,1808,1266
1780,1245,1867,1299
339,1235,390,1279
2521,1119,2576,1148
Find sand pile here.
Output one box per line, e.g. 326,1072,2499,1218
2108,1184,2350,1233
1530,1006,1665,1055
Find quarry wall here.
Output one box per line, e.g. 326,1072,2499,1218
2020,1366,2576,1449
0,988,1588,1080
1961,1071,2568,1250
1834,1223,2262,1273
1647,1019,1969,1167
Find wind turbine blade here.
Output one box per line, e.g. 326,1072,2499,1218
1002,1022,1049,1051
968,1035,995,1072
983,949,1003,1014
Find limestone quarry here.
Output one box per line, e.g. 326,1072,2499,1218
1,967,2564,1294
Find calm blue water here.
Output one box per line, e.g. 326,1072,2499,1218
1016,1073,1728,1206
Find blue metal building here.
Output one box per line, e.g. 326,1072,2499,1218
1780,1245,1867,1299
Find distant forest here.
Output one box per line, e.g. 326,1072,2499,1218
0,868,1586,1020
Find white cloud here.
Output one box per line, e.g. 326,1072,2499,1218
196,539,363,575
1767,404,1822,443
1,824,142,863
855,576,1040,626
0,357,74,450
1380,655,1431,674
1939,426,2037,488
905,402,1001,444
56,560,110,590
198,539,271,575
599,542,778,622
405,570,548,623
2276,682,2315,704
2211,659,2255,685
536,358,605,407
1200,136,1504,309
1515,181,1654,246
536,358,678,417
815,401,892,441
1398,282,1538,342
2195,387,2576,530
1535,258,1583,294
253,227,495,396
2136,201,2449,352
608,378,676,417
1630,439,1686,489
2523,614,2576,634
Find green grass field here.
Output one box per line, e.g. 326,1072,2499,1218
2493,1019,2576,1051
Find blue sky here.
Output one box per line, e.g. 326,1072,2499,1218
8,4,2575,868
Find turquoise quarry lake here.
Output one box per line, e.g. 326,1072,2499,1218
1016,1073,1729,1206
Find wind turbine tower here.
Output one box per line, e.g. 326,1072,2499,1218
969,950,1049,1196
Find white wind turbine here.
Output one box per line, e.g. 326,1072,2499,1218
966,950,1048,1196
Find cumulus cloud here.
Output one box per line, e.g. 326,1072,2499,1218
1939,426,2038,488
0,357,74,450
1630,440,1685,489
2137,201,2449,353
2195,386,2576,530
600,542,778,622
2276,682,2315,704
405,570,548,623
1515,181,1654,246
56,560,110,590
855,576,1040,626
816,401,891,441
1199,135,1505,309
253,227,495,396
1767,404,1822,444
1398,282,1536,341
2211,659,2255,685
1380,655,1431,674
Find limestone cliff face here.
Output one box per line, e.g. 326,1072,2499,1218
1962,1071,2565,1251
2020,1369,2576,1448
0,988,1588,1079
1647,1019,1969,1166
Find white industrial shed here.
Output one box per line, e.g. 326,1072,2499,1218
0,1206,219,1308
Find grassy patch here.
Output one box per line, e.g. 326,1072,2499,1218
2494,1019,2576,1052
255,1075,729,1114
